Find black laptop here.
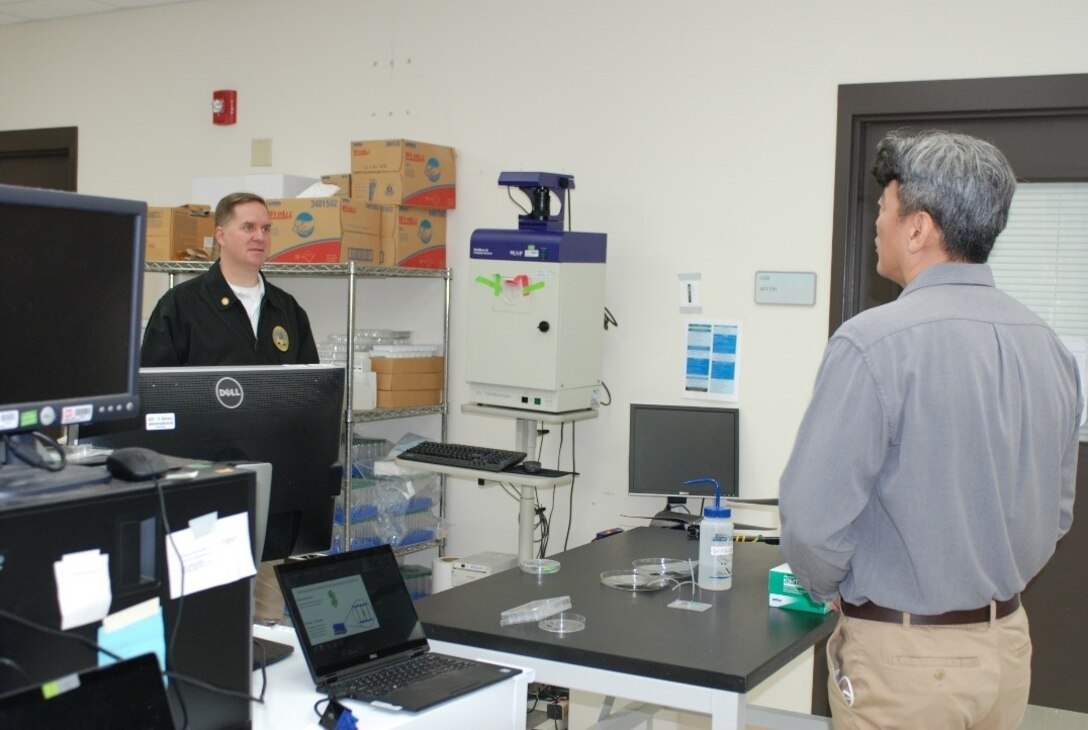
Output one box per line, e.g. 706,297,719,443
0,653,174,728
275,544,521,712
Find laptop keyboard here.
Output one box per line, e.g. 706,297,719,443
346,653,476,696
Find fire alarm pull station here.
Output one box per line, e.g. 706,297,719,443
212,90,237,125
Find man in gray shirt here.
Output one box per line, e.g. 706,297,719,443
780,129,1081,729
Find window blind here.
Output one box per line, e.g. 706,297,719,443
989,182,1088,441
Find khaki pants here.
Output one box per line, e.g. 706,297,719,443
254,560,286,624
826,607,1031,730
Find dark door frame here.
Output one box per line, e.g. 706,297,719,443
829,73,1088,333
0,126,78,191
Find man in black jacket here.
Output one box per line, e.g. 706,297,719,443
141,191,318,367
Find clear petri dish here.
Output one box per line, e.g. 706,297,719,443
632,558,693,579
600,569,671,592
538,612,586,634
521,559,561,575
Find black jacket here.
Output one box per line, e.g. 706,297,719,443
140,261,319,366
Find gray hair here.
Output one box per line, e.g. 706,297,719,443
871,129,1017,263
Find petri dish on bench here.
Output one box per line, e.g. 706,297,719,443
521,558,561,575
538,612,586,634
632,558,693,579
600,569,671,592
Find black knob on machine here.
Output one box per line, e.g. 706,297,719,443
538,321,551,333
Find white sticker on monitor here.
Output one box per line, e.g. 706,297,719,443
145,412,177,431
61,404,94,425
0,410,18,431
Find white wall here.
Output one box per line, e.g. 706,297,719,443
3,0,1087,715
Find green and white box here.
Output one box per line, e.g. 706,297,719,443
769,563,833,614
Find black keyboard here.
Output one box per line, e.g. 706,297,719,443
398,441,526,472
346,653,475,695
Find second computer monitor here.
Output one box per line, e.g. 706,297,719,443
77,364,345,560
628,403,739,505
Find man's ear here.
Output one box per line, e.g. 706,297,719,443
906,210,937,255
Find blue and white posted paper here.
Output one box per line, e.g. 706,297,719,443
683,320,740,401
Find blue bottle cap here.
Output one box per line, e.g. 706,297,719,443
684,477,730,520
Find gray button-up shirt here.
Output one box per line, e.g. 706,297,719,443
780,263,1081,614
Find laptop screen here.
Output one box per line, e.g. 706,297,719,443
0,653,174,728
277,545,428,680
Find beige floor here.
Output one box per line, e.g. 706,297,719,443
529,704,1088,729
1019,705,1088,729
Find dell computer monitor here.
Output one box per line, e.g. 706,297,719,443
628,403,739,512
77,365,345,560
0,184,145,489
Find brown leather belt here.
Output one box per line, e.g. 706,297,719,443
841,594,1021,625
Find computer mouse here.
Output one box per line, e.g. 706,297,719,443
105,447,171,482
522,460,542,474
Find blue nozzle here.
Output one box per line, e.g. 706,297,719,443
684,477,730,519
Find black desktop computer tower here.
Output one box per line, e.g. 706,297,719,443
0,468,255,729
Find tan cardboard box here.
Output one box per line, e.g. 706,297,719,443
266,197,342,263
370,356,445,374
321,174,351,197
349,139,456,209
194,214,216,256
377,389,443,408
339,231,381,264
340,199,381,235
146,236,171,262
376,372,445,391
145,205,213,261
380,206,446,269
265,197,380,263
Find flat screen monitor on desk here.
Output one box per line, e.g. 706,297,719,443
628,403,739,525
76,365,345,561
0,184,145,492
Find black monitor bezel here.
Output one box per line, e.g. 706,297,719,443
75,364,345,560
627,403,740,500
0,184,145,434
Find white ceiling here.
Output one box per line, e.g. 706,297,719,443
0,0,198,26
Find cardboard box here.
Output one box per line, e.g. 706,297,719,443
145,205,214,261
265,197,381,263
266,197,342,263
380,205,446,268
377,389,443,408
340,199,381,235
191,213,216,259
768,563,833,614
339,231,381,264
376,372,445,391
350,139,456,209
370,356,445,374
321,174,351,197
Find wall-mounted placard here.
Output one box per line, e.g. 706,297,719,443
754,271,816,306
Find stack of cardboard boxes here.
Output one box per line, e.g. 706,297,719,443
147,139,454,267
264,196,382,264
372,356,445,408
349,139,454,268
264,138,455,267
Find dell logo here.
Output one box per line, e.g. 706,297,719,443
214,377,244,409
